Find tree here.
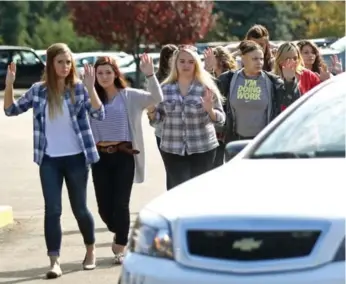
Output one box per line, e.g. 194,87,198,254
0,2,29,45
28,17,101,52
67,1,214,86
210,1,294,41
278,1,345,39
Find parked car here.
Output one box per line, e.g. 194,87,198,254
74,51,132,78
330,36,346,52
119,73,346,284
35,49,47,63
0,45,45,90
121,53,161,87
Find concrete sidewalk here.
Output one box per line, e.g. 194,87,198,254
0,206,13,229
0,105,166,283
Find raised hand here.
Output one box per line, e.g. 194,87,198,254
203,48,216,71
318,66,331,82
282,59,296,81
201,88,214,112
6,62,16,86
83,64,95,89
330,55,343,75
140,53,154,76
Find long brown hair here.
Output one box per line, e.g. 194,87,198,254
94,56,127,104
245,24,273,71
297,40,327,74
42,43,79,119
156,44,178,83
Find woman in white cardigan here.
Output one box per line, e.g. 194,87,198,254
89,54,163,264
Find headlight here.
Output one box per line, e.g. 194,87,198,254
128,209,174,259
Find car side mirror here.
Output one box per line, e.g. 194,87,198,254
225,140,252,161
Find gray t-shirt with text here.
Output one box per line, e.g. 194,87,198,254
229,72,270,137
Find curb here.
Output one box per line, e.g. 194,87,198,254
0,206,14,228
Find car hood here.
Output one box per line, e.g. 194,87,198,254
145,158,346,220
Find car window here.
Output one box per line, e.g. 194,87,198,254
251,78,346,158
75,56,95,67
12,50,40,65
0,51,10,65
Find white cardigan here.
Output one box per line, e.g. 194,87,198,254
120,76,163,183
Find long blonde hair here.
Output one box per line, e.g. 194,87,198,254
162,46,223,102
273,42,305,77
42,43,79,119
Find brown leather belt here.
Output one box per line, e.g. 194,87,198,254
97,142,140,155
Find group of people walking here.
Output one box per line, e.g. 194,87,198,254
2,23,343,279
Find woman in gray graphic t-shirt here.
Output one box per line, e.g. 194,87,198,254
216,40,301,161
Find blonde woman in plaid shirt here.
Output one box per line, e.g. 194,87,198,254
149,45,225,190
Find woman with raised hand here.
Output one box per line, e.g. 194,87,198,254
297,40,342,79
216,40,300,161
3,43,104,278
89,54,163,264
149,45,225,189
274,42,321,96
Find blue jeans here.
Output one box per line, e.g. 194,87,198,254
39,153,95,256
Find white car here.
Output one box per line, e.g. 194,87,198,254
74,51,132,77
119,73,346,284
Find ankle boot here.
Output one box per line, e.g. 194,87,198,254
46,256,62,279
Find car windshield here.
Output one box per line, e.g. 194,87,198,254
251,77,346,159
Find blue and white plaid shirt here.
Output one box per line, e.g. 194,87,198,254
154,81,225,156
4,82,105,165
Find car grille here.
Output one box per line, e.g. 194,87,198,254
187,230,321,261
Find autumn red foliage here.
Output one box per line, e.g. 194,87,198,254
67,1,215,53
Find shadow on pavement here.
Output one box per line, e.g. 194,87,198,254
62,212,138,236
0,256,117,284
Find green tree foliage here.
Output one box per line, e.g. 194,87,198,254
0,0,344,52
209,1,294,41
29,17,100,52
0,2,29,45
278,1,345,39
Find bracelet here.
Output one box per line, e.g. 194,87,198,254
146,74,154,78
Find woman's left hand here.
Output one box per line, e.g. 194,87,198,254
317,66,331,82
330,55,343,75
83,64,95,89
201,88,214,112
203,48,217,71
140,53,155,77
282,59,296,81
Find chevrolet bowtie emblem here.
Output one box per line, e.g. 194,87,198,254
232,238,262,252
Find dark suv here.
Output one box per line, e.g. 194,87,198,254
0,45,45,90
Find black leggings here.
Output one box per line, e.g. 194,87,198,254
155,136,174,190
91,151,135,245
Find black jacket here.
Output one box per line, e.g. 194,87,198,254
217,70,301,144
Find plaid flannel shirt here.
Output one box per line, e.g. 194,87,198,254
155,82,225,156
4,82,105,165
